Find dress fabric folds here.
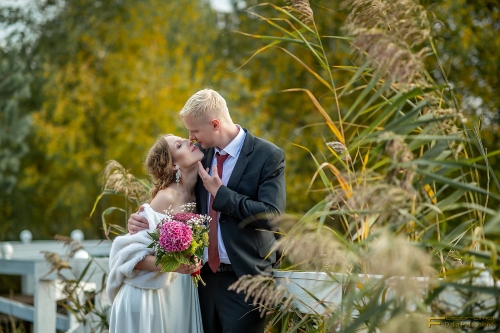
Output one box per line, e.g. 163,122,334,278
108,274,203,333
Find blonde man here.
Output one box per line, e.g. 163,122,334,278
129,88,286,333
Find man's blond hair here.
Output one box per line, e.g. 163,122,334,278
179,88,232,123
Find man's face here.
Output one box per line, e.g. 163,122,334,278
182,115,216,149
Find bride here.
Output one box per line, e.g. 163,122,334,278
107,134,205,333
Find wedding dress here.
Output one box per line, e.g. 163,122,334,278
107,203,203,333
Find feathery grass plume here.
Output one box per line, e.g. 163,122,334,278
351,32,427,87
379,132,417,190
103,160,149,203
430,107,467,155
329,172,418,232
54,234,84,259
229,275,294,317
446,249,464,268
286,0,314,24
342,0,430,47
40,251,71,279
361,230,435,297
433,108,464,135
326,141,351,162
381,133,413,164
277,230,357,272
326,141,346,154
440,109,467,159
341,0,430,86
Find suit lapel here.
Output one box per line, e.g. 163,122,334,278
227,130,254,190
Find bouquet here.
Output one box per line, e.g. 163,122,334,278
148,203,210,287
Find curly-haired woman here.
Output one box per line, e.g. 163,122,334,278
107,134,204,333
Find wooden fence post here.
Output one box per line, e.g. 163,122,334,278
34,279,57,333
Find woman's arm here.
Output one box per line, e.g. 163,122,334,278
134,255,161,271
135,255,202,274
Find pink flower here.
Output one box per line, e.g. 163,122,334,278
158,221,193,252
173,213,198,223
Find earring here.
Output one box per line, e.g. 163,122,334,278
175,169,181,185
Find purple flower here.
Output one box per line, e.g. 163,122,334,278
158,221,193,252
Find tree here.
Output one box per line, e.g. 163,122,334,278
425,0,500,126
0,51,31,195
1,0,235,239
0,51,32,240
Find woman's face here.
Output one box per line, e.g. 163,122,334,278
165,135,204,170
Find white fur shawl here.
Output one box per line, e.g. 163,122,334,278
106,204,177,303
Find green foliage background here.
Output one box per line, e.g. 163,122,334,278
0,0,498,241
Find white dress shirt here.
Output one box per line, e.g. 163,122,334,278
203,125,246,264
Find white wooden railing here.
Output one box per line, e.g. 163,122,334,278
0,257,111,333
1,238,498,332
0,238,111,333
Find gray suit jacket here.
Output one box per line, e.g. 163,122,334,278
195,129,286,277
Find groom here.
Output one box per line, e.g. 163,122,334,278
128,88,286,333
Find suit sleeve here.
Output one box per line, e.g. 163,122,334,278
212,148,286,230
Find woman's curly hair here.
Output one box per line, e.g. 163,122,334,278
145,134,175,199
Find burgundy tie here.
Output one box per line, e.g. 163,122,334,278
208,152,230,273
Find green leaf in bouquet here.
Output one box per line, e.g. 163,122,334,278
159,255,180,272
148,231,159,242
147,243,154,248
174,252,190,264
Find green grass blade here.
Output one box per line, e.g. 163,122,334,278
417,169,500,200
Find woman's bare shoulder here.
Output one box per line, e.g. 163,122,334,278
149,188,179,213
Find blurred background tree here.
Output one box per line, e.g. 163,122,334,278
0,0,498,241
424,0,500,191
424,0,499,126
0,51,32,238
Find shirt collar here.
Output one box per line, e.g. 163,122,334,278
215,125,245,158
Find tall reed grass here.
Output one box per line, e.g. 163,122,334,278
228,0,500,331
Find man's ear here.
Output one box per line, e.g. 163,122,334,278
211,119,221,131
